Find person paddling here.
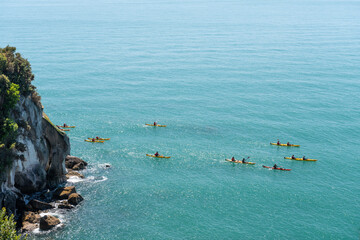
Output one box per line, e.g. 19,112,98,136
154,122,157,126
242,158,246,163
63,123,67,127
277,139,280,145
273,164,278,169
231,157,235,161
92,138,95,142
303,156,307,160
96,136,100,140
287,142,291,146
291,155,296,159
154,151,159,157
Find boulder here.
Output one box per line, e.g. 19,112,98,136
29,199,53,211
22,222,38,232
53,186,76,200
39,215,60,230
66,170,84,179
65,156,87,170
57,201,74,209
67,193,83,206
23,211,41,223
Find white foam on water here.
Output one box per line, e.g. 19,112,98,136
32,209,66,234
94,176,108,183
67,176,85,183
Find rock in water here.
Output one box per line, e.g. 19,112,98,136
22,222,38,232
65,155,88,170
54,186,76,199
39,215,60,230
23,211,41,223
68,193,84,206
57,201,74,209
66,170,85,179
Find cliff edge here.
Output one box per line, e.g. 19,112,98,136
0,46,70,219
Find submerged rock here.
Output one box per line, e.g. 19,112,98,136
39,215,60,230
67,193,83,206
54,186,76,200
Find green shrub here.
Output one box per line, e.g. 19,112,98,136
0,46,35,95
0,207,26,240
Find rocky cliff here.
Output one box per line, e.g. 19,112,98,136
0,93,70,218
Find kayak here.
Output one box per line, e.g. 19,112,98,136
262,165,291,171
146,154,170,158
84,139,104,143
284,157,317,162
57,125,76,128
225,159,255,165
87,137,110,141
270,143,300,147
59,129,70,131
145,124,166,127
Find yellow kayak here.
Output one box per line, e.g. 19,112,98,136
270,143,300,147
284,157,317,162
225,159,255,165
84,139,104,143
59,129,70,132
87,137,110,141
145,124,166,127
57,125,76,128
146,154,170,158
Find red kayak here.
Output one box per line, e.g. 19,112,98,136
262,165,291,171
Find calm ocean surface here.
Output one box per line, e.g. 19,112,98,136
1,0,360,239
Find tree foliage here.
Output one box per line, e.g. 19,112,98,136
0,46,35,95
0,207,26,240
0,46,35,173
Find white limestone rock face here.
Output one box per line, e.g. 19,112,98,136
0,95,70,215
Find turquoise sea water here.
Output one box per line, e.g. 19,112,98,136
1,0,360,239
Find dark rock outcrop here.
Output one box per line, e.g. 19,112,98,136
67,193,83,206
54,186,76,200
29,199,53,211
39,215,60,230
65,156,87,170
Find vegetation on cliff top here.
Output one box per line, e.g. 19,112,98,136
0,46,38,172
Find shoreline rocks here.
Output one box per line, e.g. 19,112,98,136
20,156,88,233
40,215,60,230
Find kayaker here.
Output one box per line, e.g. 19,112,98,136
231,157,235,161
155,152,159,157
242,158,246,163
63,123,67,127
273,164,278,169
154,122,157,126
277,139,280,145
303,156,307,160
96,136,100,140
291,155,296,159
287,142,291,146
92,138,95,142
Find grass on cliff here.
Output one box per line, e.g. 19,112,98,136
42,112,66,136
